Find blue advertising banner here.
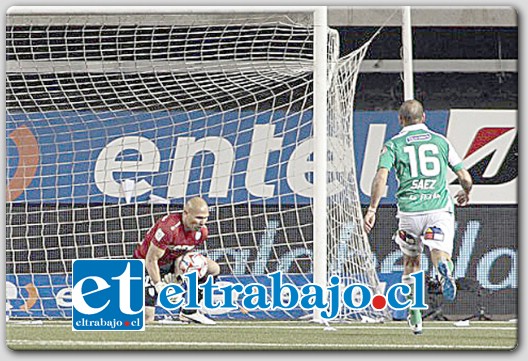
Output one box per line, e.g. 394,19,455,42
7,109,516,205
7,110,312,204
6,273,72,319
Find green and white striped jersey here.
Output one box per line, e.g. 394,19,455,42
377,123,465,214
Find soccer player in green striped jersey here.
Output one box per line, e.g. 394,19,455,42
363,100,473,335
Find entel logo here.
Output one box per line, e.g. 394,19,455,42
93,124,352,201
72,259,145,331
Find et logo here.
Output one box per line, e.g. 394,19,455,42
72,259,144,331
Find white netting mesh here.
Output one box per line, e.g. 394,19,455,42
6,11,388,321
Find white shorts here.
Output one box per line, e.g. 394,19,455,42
396,211,455,257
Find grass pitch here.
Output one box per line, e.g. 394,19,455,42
6,320,517,351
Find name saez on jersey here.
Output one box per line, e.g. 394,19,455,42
407,178,441,202
409,179,436,191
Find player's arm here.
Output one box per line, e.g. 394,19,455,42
454,168,473,206
446,139,472,206
146,242,166,288
364,167,389,233
199,227,221,276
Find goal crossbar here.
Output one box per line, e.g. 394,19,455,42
7,60,315,74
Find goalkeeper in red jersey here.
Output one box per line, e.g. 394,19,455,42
133,196,220,324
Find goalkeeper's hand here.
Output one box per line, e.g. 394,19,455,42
162,273,183,285
163,273,175,284
153,281,167,294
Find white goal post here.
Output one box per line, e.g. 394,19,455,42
6,6,389,322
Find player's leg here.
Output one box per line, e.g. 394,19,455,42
432,249,456,301
177,254,219,325
422,212,456,302
145,306,156,323
393,215,424,335
143,272,158,323
144,263,173,323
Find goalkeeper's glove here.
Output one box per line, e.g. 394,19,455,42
162,273,184,285
163,273,175,284
153,281,167,294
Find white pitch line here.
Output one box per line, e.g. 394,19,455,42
7,320,517,325
6,323,517,331
148,323,518,331
7,339,514,350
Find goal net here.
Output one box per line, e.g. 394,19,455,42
6,7,389,322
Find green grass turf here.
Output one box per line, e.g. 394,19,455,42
6,320,517,351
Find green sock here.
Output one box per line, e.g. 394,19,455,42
409,309,422,325
440,258,455,275
402,275,421,324
446,259,454,273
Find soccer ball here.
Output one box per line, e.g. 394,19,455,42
178,252,209,279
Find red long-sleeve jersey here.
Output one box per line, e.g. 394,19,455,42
133,213,208,267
